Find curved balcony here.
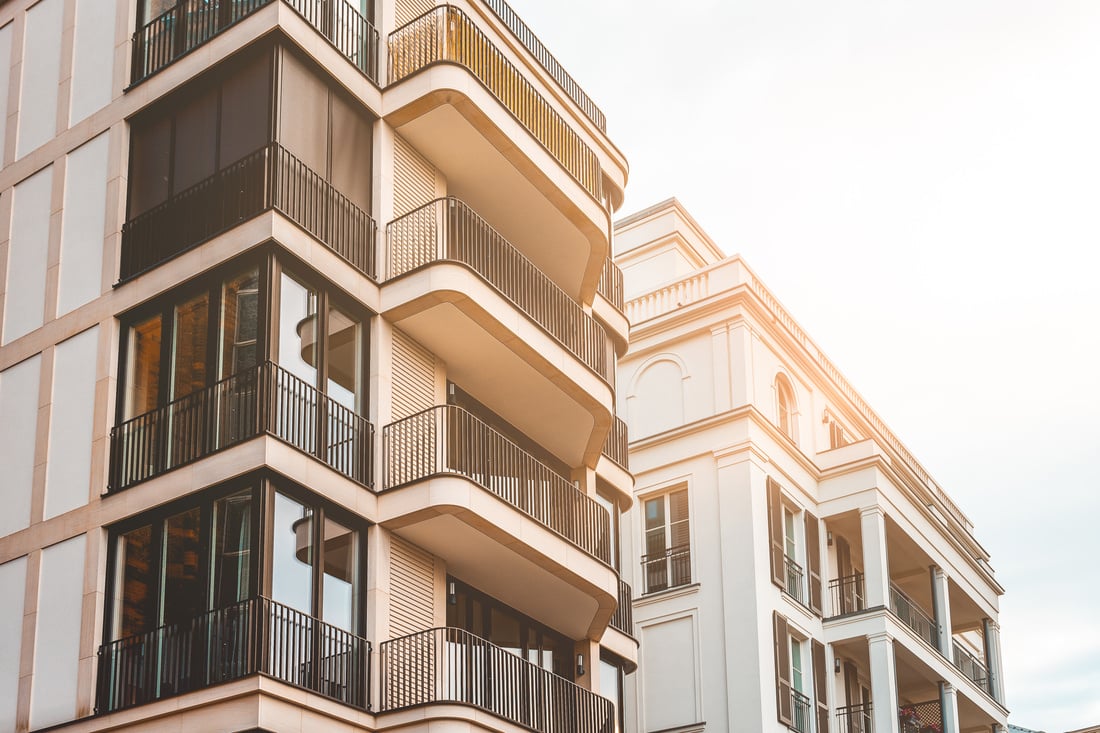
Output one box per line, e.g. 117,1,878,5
594,258,629,355
96,597,370,714
120,142,376,283
388,198,609,379
379,627,614,733
385,6,614,302
131,0,379,86
382,199,613,467
108,361,374,491
379,406,618,638
596,416,633,507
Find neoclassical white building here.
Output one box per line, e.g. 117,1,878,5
615,199,1008,733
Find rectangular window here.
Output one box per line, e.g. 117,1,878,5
642,488,690,594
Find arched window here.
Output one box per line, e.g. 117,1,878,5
775,374,797,440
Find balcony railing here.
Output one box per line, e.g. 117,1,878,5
601,416,629,470
609,577,633,636
382,405,611,564
791,689,811,733
641,543,691,595
388,6,603,201
898,700,942,733
131,0,379,85
828,573,866,617
837,702,873,733
480,0,606,131
952,640,991,694
379,627,614,732
109,361,374,491
597,258,625,312
889,584,938,650
96,597,370,714
784,556,805,605
387,198,610,380
121,142,377,282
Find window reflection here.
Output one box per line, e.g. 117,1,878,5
272,492,314,615
161,507,203,627
219,270,259,379
116,525,154,639
171,292,209,401
278,274,318,388
211,490,252,609
326,306,360,411
125,316,162,419
322,518,356,632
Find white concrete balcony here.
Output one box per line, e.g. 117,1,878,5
381,198,615,468
384,4,627,304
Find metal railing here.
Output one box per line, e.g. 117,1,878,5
609,577,633,636
109,361,374,491
837,702,873,733
480,0,606,131
601,416,629,470
283,0,379,79
952,639,990,694
382,405,611,564
828,573,866,617
641,544,691,594
96,596,370,714
791,689,811,733
889,584,938,650
388,6,603,201
597,258,625,311
131,0,379,84
379,627,614,732
898,700,942,733
784,555,805,604
121,142,377,282
386,197,610,380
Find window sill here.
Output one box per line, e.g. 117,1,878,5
635,582,700,607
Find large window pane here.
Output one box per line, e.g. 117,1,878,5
321,518,356,631
330,92,372,210
278,51,328,174
160,507,203,627
171,291,210,400
125,315,162,419
220,52,272,164
278,274,318,387
128,116,171,217
271,492,313,614
219,268,260,378
116,525,154,639
210,490,253,609
326,306,360,411
172,87,217,191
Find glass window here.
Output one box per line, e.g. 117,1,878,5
116,525,154,639
776,374,796,439
172,87,218,191
128,115,171,216
160,507,203,627
219,269,260,378
125,315,162,419
784,508,797,559
170,291,210,401
210,490,252,609
321,517,356,632
271,492,314,615
642,488,691,593
219,52,272,164
791,640,804,693
278,273,318,388
600,656,624,733
326,305,360,411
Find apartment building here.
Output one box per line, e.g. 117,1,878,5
615,199,1008,733
0,1,636,731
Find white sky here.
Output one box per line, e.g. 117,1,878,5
503,1,1100,728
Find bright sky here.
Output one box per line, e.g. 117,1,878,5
504,1,1100,729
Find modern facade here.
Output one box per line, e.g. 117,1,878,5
615,199,1008,733
0,1,636,732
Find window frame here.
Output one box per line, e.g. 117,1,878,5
774,372,798,441
640,485,692,594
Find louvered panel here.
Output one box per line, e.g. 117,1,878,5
389,536,436,638
391,134,439,277
391,328,436,420
394,0,435,28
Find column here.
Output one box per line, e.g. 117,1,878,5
930,566,952,657
983,618,1005,703
868,632,900,733
710,325,731,413
938,681,960,733
860,507,890,608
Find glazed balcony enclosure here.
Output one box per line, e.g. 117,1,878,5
99,480,369,715
382,198,614,469
379,627,614,733
378,405,620,640
122,41,375,283
130,0,379,85
111,256,373,492
385,3,626,306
